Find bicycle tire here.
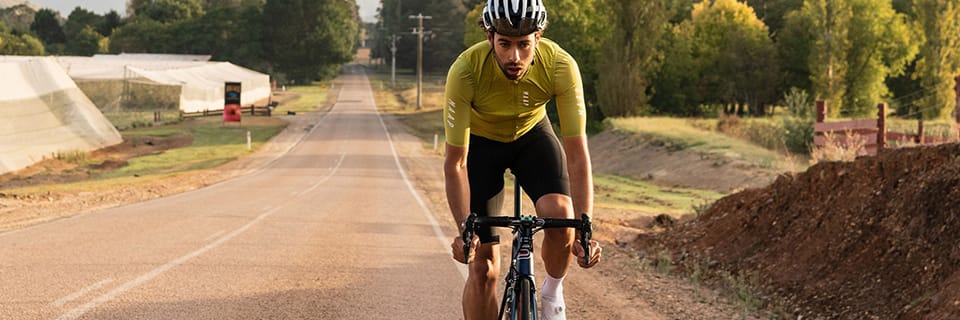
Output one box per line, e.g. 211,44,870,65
517,277,537,320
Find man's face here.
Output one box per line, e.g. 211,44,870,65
488,31,540,80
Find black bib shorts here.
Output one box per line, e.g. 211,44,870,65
467,117,570,243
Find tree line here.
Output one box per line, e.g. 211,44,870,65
371,0,960,120
0,0,360,84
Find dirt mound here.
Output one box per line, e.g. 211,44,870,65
639,143,960,319
590,129,778,192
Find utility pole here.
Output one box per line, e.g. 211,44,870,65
409,13,432,110
390,34,398,88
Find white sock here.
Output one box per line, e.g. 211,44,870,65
541,274,565,299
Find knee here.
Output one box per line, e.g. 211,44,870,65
544,227,573,243
535,194,573,219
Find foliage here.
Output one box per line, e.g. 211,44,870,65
652,22,700,116
544,0,605,105
802,0,853,116
30,9,64,46
0,22,45,55
263,0,359,83
462,2,484,47
99,11,122,37
137,0,205,23
842,0,918,117
108,16,170,53
781,0,917,118
66,25,104,56
745,0,803,36
690,0,780,116
595,0,668,117
912,0,960,120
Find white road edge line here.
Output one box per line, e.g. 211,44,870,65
203,230,226,242
51,278,114,308
366,71,469,280
56,158,345,320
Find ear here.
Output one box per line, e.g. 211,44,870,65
486,31,494,46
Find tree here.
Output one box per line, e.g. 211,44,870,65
66,25,104,56
652,22,699,115
779,9,815,93
263,0,359,83
842,0,917,116
138,0,205,23
912,0,960,120
99,10,122,36
595,0,668,117
64,7,103,39
30,9,65,46
801,0,853,117
543,0,605,107
0,22,45,55
108,16,172,53
744,0,803,37
689,0,780,116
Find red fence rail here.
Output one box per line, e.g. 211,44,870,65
813,100,953,156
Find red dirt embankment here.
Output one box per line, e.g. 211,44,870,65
641,143,960,319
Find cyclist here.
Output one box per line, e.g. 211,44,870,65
444,1,602,319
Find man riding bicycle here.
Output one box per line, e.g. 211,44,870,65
444,1,602,319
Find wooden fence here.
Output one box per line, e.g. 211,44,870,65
814,100,953,156
180,103,276,119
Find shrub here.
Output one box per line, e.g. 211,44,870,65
783,116,814,154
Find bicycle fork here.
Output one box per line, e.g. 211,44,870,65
503,227,538,320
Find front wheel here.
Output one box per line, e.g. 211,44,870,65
515,278,537,320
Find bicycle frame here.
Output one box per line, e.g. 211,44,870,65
462,176,592,320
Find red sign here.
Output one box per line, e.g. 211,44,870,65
223,104,242,122
224,82,242,122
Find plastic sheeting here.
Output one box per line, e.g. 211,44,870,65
0,58,122,175
55,56,271,113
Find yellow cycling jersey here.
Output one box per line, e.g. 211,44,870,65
443,38,586,147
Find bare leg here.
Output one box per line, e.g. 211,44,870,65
463,242,501,320
535,193,574,278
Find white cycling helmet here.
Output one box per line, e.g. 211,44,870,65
482,0,547,37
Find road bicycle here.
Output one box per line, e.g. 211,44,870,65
461,177,592,320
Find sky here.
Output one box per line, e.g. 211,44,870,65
28,0,126,15
26,0,381,22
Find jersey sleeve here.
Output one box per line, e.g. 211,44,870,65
443,56,475,147
553,50,587,138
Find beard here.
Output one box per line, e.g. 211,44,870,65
498,61,526,80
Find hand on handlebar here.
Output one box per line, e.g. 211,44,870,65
573,239,602,268
452,234,479,264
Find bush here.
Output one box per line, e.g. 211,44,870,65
783,116,814,154
718,115,787,151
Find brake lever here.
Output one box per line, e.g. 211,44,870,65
461,213,477,264
580,213,592,266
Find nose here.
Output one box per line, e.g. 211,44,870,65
508,47,520,62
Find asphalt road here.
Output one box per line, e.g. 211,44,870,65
0,65,465,319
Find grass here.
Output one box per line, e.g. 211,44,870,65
99,117,286,179
594,174,725,215
369,72,447,149
4,116,287,195
607,117,797,171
